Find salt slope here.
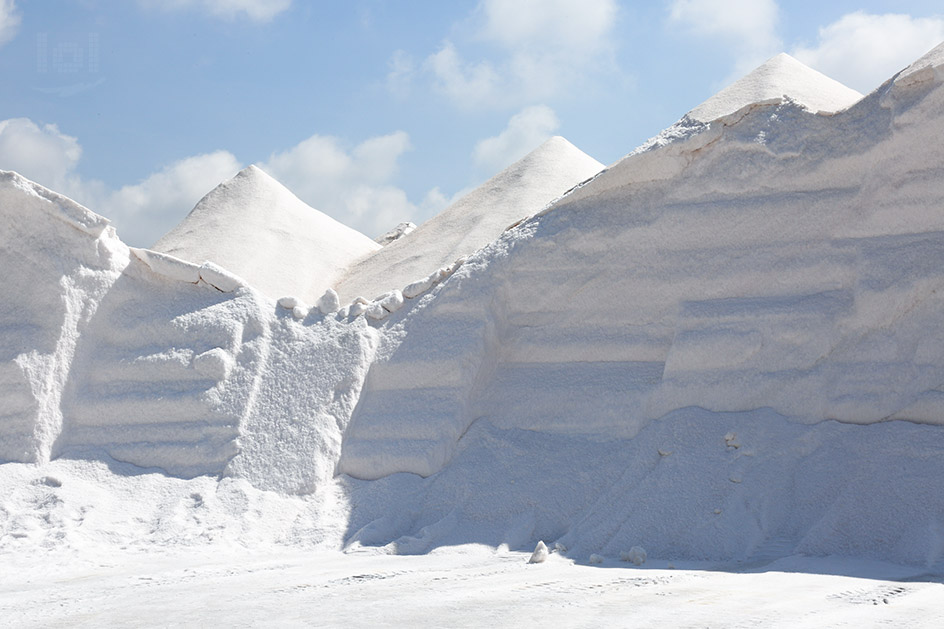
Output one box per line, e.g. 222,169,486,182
153,165,380,305
336,45,944,562
334,136,603,303
687,53,863,123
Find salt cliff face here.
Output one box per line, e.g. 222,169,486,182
0,173,128,465
340,43,944,481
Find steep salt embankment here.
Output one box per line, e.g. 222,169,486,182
0,171,380,490
0,172,128,465
337,46,944,564
153,165,380,305
334,136,603,304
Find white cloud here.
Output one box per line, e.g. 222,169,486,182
101,152,241,246
139,0,292,22
0,117,240,247
260,131,419,237
473,105,559,173
668,0,782,77
478,0,616,52
410,0,618,110
0,118,81,190
792,12,944,93
386,50,416,99
0,0,20,46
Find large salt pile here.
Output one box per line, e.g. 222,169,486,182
334,136,603,303
153,165,380,304
338,45,944,564
3,45,944,569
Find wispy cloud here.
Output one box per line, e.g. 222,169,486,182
138,0,292,22
0,117,432,245
395,0,619,110
473,105,559,173
668,0,782,78
260,131,419,237
0,0,21,47
792,12,944,93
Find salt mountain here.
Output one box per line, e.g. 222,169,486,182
2,48,944,566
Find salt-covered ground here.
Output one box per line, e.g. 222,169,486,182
2,546,943,628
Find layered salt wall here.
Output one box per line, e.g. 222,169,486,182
335,48,944,564
341,56,944,480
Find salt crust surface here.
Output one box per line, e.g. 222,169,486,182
3,47,944,570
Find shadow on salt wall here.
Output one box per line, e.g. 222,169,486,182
338,406,944,583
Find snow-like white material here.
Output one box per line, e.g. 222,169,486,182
621,546,647,566
316,288,341,314
130,248,201,284
334,137,603,303
0,171,129,465
375,221,417,245
528,540,548,564
3,546,944,627
198,261,245,293
153,165,380,304
687,53,863,123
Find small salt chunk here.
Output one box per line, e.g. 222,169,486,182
403,275,435,299
349,302,368,317
365,303,388,321
528,540,548,564
380,290,404,313
193,347,233,380
317,289,341,314
619,546,647,566
278,296,299,309
292,305,308,320
198,261,244,293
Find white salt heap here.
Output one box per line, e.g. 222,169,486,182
334,136,603,303
686,53,863,123
4,45,944,579
153,165,380,305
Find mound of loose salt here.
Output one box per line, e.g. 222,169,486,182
687,53,863,123
334,136,603,303
152,165,380,304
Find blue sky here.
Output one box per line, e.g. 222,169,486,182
1,0,943,246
